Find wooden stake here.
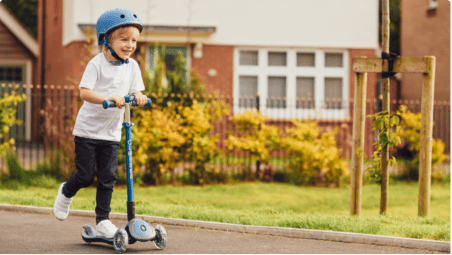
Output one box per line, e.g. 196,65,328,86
350,69,367,216
380,0,390,215
418,56,436,217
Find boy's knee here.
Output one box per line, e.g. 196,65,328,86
77,173,95,188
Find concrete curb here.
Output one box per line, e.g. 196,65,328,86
1,204,450,252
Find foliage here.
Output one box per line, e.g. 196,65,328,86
280,120,348,186
2,0,38,38
225,111,281,164
365,109,402,183
133,105,185,185
0,149,61,190
178,99,229,185
0,91,26,157
142,45,206,108
395,105,449,180
133,45,229,185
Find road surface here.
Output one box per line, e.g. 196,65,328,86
0,210,445,254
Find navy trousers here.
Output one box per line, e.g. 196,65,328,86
63,136,119,224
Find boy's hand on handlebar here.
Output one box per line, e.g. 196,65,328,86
110,95,125,109
134,94,148,107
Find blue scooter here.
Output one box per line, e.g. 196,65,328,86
81,95,167,253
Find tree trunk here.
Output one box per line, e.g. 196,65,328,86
380,0,390,215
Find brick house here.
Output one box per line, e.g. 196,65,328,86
400,0,450,102
35,0,380,157
0,4,40,141
400,0,450,152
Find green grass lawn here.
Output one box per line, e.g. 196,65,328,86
0,181,449,241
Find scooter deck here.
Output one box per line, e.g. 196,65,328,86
82,235,114,245
82,224,114,245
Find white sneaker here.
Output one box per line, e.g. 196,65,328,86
53,182,73,221
96,220,118,239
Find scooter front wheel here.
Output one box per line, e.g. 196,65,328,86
113,228,129,253
153,224,167,250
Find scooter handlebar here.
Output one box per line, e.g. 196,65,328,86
102,96,152,109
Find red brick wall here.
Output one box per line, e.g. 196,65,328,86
40,0,88,86
401,0,450,102
190,45,234,98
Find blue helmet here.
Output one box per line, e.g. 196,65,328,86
97,8,143,45
96,8,143,65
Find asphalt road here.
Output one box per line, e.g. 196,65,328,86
0,210,446,254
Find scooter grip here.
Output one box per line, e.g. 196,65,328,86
102,98,152,109
102,100,116,109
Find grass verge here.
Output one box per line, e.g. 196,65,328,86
0,181,449,241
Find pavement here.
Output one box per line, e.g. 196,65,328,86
0,204,450,254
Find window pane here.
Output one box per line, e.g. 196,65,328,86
240,51,258,66
296,77,315,109
268,52,287,66
267,76,286,108
239,76,258,108
297,53,315,67
0,67,23,82
149,46,187,71
325,78,342,109
325,53,343,67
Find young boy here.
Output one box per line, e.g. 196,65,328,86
53,8,147,239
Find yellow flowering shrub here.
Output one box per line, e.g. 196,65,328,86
133,97,230,185
178,99,230,184
280,120,348,186
133,104,185,184
396,105,449,174
224,111,281,163
0,92,26,157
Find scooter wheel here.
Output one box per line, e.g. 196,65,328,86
153,224,167,250
113,228,128,253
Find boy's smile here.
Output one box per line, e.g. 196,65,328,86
105,29,139,64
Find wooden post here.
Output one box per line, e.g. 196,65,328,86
352,56,436,218
380,0,390,215
350,70,367,216
418,56,436,217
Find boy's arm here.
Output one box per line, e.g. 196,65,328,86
80,88,125,109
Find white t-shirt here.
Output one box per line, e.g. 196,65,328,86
72,53,145,142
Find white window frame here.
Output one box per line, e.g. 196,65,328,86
429,0,438,9
233,48,349,120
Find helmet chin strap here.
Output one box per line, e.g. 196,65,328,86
104,36,129,66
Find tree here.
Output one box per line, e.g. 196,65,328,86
2,0,38,38
379,0,400,55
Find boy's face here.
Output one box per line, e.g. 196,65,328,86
108,26,139,60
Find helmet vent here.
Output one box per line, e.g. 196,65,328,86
133,14,137,18
120,14,125,18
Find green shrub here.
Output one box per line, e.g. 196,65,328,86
280,120,348,186
135,46,229,185
0,91,26,157
5,149,24,181
395,105,449,180
224,111,281,180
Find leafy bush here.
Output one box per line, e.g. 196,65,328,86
280,120,348,186
0,91,26,157
133,105,185,185
365,110,401,184
224,111,281,180
395,105,449,180
134,45,230,185
178,99,229,185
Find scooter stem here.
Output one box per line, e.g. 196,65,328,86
123,102,135,221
